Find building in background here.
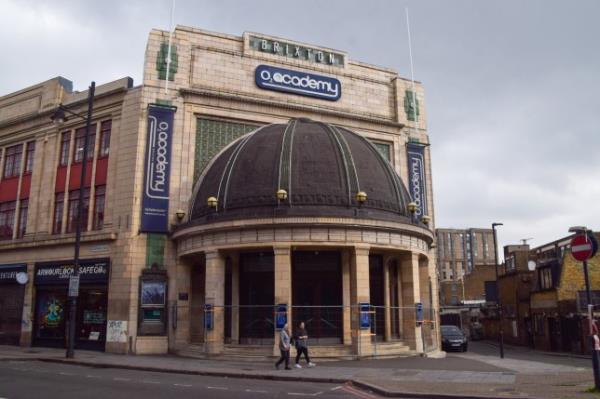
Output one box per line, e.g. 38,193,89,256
481,244,535,346
436,228,495,337
0,26,439,357
436,228,495,306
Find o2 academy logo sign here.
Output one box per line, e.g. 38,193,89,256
407,143,428,218
141,104,176,233
255,65,341,101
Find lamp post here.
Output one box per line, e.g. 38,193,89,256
51,81,95,358
492,222,504,359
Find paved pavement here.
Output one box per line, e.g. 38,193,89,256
0,341,597,399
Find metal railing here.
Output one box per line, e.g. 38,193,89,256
201,304,439,356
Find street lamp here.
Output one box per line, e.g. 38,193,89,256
50,81,96,359
492,222,504,359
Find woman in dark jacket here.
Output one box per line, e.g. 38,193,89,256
294,321,316,368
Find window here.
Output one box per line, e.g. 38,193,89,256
3,144,23,178
539,267,553,290
0,201,16,240
59,131,71,166
371,141,391,162
73,125,96,163
67,188,90,233
99,121,111,157
506,256,516,271
53,193,64,234
17,199,28,238
24,141,35,173
93,186,105,230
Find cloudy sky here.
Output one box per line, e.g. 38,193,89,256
2,0,598,251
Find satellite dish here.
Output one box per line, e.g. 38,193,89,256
527,260,536,271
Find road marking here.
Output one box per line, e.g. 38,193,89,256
207,386,228,390
288,393,322,397
59,372,74,376
246,389,268,393
174,383,193,387
342,385,379,399
86,375,101,378
113,377,131,382
331,386,343,390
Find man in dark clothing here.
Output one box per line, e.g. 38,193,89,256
275,323,291,370
295,321,316,368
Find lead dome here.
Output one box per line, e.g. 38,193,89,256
190,118,414,224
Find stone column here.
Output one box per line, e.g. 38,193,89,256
342,249,352,345
396,260,404,339
400,253,423,352
204,250,225,354
230,253,240,344
383,257,392,342
273,246,292,356
351,245,372,356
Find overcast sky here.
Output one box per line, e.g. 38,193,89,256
2,0,599,252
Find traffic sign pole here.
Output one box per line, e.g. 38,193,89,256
572,231,600,391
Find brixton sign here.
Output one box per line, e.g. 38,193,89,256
249,36,344,67
255,65,341,101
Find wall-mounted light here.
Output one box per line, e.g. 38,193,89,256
421,215,431,225
356,191,367,204
175,209,186,221
207,196,218,208
407,202,417,214
276,189,288,201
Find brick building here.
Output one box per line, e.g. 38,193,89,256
482,244,535,345
0,26,439,356
529,234,600,353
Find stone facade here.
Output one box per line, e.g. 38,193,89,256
0,25,438,357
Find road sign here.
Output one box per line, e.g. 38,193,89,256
68,275,80,297
572,234,594,262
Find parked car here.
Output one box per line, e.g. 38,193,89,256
441,325,468,352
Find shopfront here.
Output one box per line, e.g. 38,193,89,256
0,263,27,345
33,258,110,351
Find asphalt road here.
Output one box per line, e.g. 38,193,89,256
0,360,381,399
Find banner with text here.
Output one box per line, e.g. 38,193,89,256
141,104,176,233
407,143,428,218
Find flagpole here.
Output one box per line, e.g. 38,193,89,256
405,7,419,128
164,0,176,94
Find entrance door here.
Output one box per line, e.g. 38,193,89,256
369,255,385,340
292,251,342,344
0,284,25,345
239,252,274,344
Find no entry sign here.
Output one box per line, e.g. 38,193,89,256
571,234,595,262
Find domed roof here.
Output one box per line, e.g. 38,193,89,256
190,118,413,224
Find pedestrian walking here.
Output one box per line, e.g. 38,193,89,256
275,323,291,370
294,321,316,368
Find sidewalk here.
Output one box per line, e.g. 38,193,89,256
0,345,596,399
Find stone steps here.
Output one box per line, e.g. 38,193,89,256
178,341,417,360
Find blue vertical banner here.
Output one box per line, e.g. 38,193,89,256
141,104,177,233
406,143,428,218
275,304,287,330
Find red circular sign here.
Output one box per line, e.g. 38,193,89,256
571,234,594,261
